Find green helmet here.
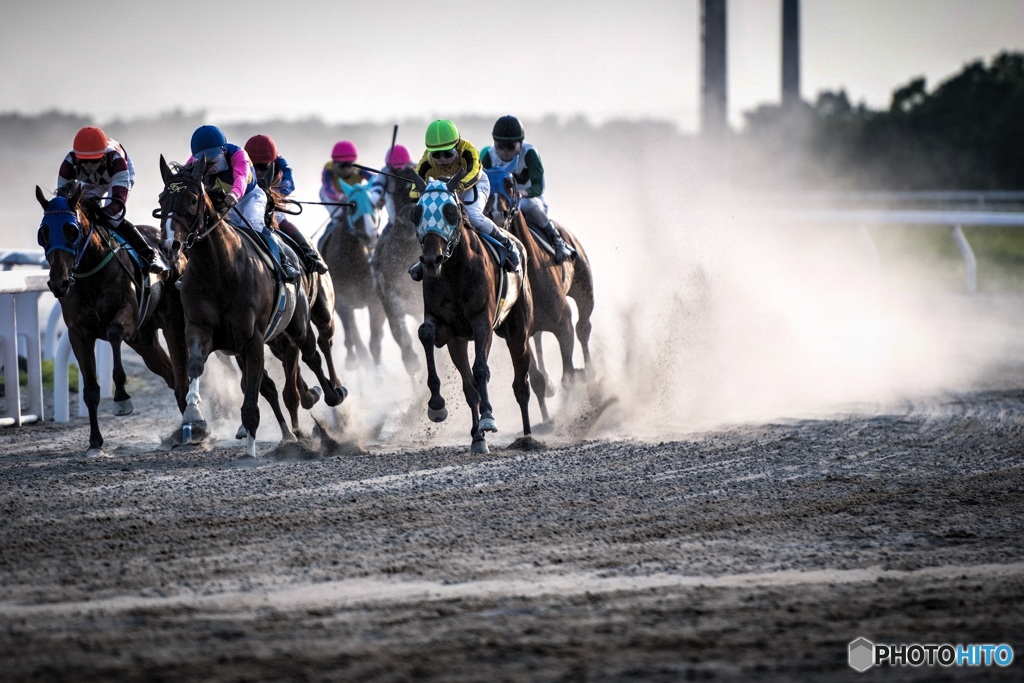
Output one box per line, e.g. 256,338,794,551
425,119,459,152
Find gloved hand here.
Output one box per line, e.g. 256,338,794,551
222,192,238,209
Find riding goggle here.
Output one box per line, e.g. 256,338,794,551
495,140,520,151
430,149,457,161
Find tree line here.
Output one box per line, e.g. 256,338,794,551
740,51,1024,191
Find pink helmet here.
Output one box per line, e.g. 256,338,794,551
385,144,412,168
331,140,358,162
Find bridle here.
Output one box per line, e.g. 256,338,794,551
160,177,223,251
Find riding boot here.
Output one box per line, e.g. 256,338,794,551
408,260,424,282
542,221,574,264
261,230,301,283
115,218,167,274
494,230,521,272
279,221,328,274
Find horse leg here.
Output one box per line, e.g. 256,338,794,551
128,328,176,402
106,321,134,417
553,314,582,389
68,329,104,454
532,333,554,398
238,339,265,458
570,278,595,373
239,351,297,443
336,302,365,369
297,323,346,408
312,298,346,399
181,331,213,444
382,290,420,376
528,338,550,424
448,339,486,454
506,325,534,439
470,318,496,435
417,318,447,422
279,343,302,440
368,298,386,367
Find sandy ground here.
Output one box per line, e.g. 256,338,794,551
2,299,1024,682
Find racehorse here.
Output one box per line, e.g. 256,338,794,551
158,155,345,458
35,182,189,456
319,180,386,369
483,160,594,413
370,170,422,375
408,171,537,454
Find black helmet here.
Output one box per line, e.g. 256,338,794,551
492,115,524,142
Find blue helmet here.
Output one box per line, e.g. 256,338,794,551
190,125,227,155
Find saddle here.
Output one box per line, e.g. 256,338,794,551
477,233,522,330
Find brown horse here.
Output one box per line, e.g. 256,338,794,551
35,182,189,456
319,180,386,369
408,172,536,454
483,163,595,415
158,156,345,458
370,170,421,376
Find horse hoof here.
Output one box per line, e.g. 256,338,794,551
235,425,247,440
112,399,134,416
471,437,489,455
183,404,205,424
336,385,349,403
427,406,448,423
84,447,109,459
180,421,207,445
478,416,498,433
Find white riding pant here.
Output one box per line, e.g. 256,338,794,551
463,171,501,238
227,186,269,234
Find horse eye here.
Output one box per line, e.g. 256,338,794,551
442,203,459,225
411,205,424,225
37,226,49,247
62,222,80,244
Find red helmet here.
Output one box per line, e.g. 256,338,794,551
73,126,108,159
385,144,412,168
331,140,358,162
244,134,278,164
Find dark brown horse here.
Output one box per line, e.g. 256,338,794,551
408,172,536,454
483,163,594,416
319,180,386,369
158,156,345,457
35,183,189,456
370,171,421,375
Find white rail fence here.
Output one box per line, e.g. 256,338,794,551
2,199,1023,427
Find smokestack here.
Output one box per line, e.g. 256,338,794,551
781,0,800,107
701,0,728,136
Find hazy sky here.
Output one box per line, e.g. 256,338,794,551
2,0,1021,132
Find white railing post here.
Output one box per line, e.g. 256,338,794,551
950,224,977,294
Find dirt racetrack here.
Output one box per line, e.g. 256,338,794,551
2,295,1024,682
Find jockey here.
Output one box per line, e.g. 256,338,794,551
244,134,328,275
480,115,574,264
320,140,374,222
57,126,166,274
407,119,521,282
186,124,299,282
369,144,415,232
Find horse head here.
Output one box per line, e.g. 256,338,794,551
409,171,466,277
36,183,94,298
482,155,520,228
336,179,380,240
158,154,215,257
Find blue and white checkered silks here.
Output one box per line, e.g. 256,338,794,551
416,179,460,242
